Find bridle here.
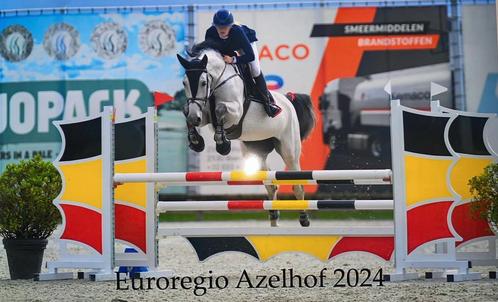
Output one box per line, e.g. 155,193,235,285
185,62,241,112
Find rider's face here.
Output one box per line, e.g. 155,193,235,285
215,25,232,39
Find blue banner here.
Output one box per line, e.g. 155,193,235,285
0,10,188,179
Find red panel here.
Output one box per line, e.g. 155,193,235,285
186,172,222,182
407,201,453,254
452,203,495,247
228,200,264,210
227,181,264,185
115,204,146,253
329,237,394,261
60,204,102,253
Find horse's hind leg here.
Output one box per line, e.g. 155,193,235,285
294,184,310,227
262,160,279,227
241,141,279,227
275,138,310,227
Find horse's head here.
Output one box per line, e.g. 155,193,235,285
177,53,210,126
178,43,242,130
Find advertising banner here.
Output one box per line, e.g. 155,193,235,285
462,4,498,113
0,10,189,192
196,6,450,194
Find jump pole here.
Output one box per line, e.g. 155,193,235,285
156,200,394,212
39,102,497,282
114,170,392,184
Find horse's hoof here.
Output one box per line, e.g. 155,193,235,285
189,136,205,152
269,210,280,227
269,210,280,219
299,213,310,227
299,219,310,227
216,141,231,155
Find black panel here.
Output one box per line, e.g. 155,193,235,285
357,50,449,76
402,111,451,156
275,171,313,180
186,237,259,261
357,6,449,75
448,116,490,155
115,117,146,161
317,200,355,209
60,117,101,161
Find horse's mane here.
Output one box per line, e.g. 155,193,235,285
188,39,222,57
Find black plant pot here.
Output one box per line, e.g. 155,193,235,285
3,238,48,280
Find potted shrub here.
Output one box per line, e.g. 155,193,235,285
469,163,498,233
0,155,62,279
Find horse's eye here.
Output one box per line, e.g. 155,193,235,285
201,81,207,87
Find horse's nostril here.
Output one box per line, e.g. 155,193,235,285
187,115,201,126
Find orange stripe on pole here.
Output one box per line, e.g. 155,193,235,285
228,181,265,185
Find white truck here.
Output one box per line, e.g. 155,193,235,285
319,63,452,160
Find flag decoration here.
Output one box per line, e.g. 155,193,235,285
398,104,497,256
114,116,149,253
54,115,106,253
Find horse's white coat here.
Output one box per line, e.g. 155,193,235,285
184,49,302,169
181,48,310,226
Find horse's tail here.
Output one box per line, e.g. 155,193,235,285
286,92,316,141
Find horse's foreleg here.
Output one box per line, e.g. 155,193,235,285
187,124,205,152
214,103,231,155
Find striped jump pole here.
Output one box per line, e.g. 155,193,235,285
157,200,394,212
114,169,392,185
41,101,498,283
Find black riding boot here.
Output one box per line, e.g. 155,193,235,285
254,73,282,118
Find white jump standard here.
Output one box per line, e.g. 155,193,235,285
37,103,497,282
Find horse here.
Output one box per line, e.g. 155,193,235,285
177,42,316,227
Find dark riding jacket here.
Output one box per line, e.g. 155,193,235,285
205,24,258,64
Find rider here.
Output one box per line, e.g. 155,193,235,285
205,9,282,118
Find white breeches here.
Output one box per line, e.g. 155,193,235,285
248,42,261,78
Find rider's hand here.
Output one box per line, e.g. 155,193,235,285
223,55,235,64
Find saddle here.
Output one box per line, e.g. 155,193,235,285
208,63,267,140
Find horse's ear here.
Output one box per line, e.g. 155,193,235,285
200,55,208,67
177,54,190,69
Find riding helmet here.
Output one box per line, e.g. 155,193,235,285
213,9,234,26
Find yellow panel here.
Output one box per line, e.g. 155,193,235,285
271,200,310,210
272,180,312,185
404,155,453,207
115,160,147,208
450,157,493,200
230,170,268,181
59,159,102,209
247,236,340,261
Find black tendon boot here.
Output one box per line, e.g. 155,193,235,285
254,73,282,117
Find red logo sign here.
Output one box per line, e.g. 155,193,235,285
259,43,310,61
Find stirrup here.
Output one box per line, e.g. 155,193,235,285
266,103,282,118
264,94,282,118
